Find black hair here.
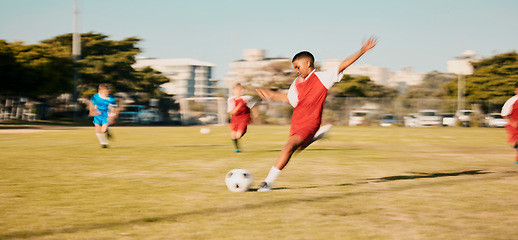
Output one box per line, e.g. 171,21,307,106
292,51,315,66
514,81,518,89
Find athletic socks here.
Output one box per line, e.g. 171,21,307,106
96,133,109,146
264,166,282,185
232,138,239,151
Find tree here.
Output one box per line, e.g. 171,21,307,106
39,32,169,100
329,75,398,98
0,40,75,98
443,51,518,102
405,71,456,99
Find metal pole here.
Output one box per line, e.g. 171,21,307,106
72,0,81,121
457,74,464,111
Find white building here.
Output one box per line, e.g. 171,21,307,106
133,57,218,99
224,49,291,88
387,67,425,88
322,60,390,86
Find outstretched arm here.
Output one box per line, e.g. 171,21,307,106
256,89,289,103
338,37,378,73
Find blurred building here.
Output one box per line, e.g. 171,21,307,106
133,57,219,99
387,67,425,88
224,49,292,88
322,60,390,86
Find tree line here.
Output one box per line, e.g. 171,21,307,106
0,32,169,103
1,31,517,110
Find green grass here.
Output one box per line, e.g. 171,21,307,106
1,125,517,239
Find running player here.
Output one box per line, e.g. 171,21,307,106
89,83,119,148
227,83,256,152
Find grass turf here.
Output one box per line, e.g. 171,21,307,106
0,125,517,239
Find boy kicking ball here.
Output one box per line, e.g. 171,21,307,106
255,37,378,191
89,83,119,148
501,81,518,164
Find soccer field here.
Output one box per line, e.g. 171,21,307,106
1,125,517,239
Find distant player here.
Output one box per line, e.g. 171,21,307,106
227,83,256,152
89,83,119,148
501,81,518,164
255,37,378,191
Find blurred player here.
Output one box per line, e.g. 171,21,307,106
227,83,256,152
255,37,378,191
89,83,119,148
501,81,518,164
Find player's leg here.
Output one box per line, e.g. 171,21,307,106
300,124,333,150
230,131,240,152
94,123,109,148
258,135,304,192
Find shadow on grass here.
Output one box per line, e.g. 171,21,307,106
268,169,492,191
0,169,496,239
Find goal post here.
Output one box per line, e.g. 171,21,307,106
179,97,227,126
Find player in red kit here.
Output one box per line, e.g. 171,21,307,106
256,37,378,191
501,81,518,164
228,83,256,152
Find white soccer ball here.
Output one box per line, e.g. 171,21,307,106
200,128,211,134
225,169,253,192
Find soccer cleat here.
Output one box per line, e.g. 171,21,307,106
257,182,271,192
102,144,109,148
313,124,333,141
106,129,113,139
235,149,241,153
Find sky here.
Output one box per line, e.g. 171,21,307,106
1,0,517,81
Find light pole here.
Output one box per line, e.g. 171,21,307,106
72,0,81,120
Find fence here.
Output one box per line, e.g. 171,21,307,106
256,97,507,126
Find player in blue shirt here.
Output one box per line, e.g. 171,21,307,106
89,84,119,148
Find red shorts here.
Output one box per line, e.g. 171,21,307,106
505,125,518,144
290,126,318,147
230,120,248,135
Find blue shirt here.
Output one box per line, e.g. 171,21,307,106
90,93,116,116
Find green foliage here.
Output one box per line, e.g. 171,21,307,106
405,71,456,99
329,75,398,98
444,51,518,102
0,32,170,101
0,40,74,97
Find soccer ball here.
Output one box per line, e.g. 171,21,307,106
200,128,211,134
225,169,253,192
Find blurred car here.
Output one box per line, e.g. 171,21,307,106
417,110,442,126
198,113,218,125
455,110,475,127
404,113,419,127
484,113,506,128
380,114,398,127
137,109,163,124
349,110,370,126
118,105,146,123
441,113,456,127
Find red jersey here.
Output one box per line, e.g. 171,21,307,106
228,95,254,133
287,66,343,142
501,95,518,143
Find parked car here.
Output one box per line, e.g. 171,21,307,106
455,110,475,127
380,114,398,127
404,113,419,127
137,109,163,124
484,113,507,128
198,113,218,125
349,110,371,126
417,110,442,126
117,105,146,123
441,113,456,127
